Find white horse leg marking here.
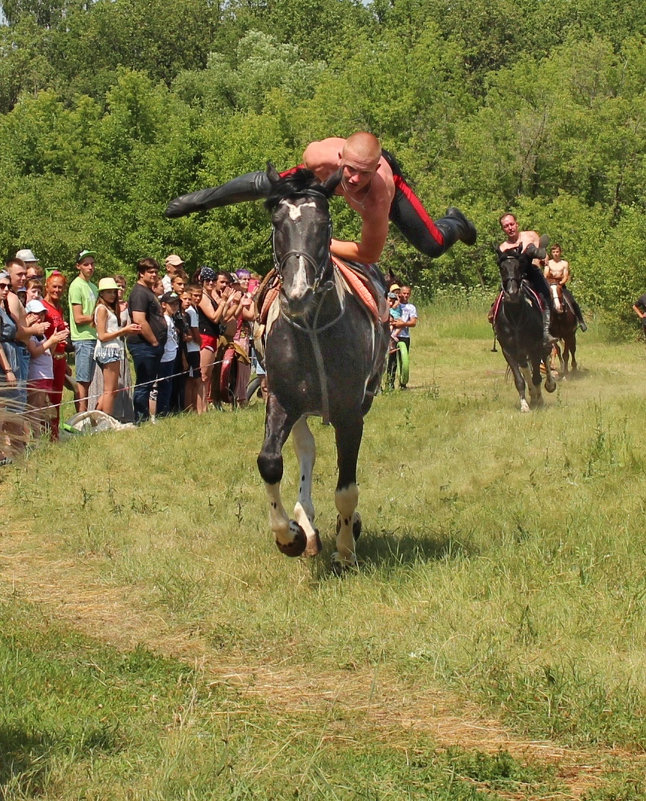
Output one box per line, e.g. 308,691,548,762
265,481,291,546
519,365,535,411
334,484,359,567
291,415,321,555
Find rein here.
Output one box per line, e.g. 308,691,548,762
271,199,340,424
279,267,345,425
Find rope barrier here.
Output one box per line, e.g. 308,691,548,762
0,354,238,420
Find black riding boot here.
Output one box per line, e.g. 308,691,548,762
434,207,478,251
543,306,556,348
165,171,272,218
572,301,587,331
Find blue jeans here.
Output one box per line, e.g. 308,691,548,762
127,341,163,423
1,341,27,412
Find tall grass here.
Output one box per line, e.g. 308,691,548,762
2,297,646,798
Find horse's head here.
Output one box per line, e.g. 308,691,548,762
496,246,523,303
265,163,342,317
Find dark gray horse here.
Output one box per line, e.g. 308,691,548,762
494,249,556,411
257,166,389,568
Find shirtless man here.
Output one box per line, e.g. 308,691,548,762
165,132,476,265
498,213,554,347
543,244,587,331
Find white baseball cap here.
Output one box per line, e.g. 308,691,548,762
25,299,47,314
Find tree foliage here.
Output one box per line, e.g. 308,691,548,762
1,0,645,334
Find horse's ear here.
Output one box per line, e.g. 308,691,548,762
494,246,505,263
320,167,343,198
266,162,281,184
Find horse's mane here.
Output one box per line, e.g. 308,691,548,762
264,168,324,210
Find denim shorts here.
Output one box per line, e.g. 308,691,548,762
73,339,98,383
96,353,121,366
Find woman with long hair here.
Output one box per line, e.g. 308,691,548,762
93,278,140,417
196,267,227,414
226,270,256,407
41,271,71,439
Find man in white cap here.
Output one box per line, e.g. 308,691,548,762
15,249,43,279
163,254,185,292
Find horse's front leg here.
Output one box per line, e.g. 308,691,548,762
542,347,557,393
291,415,322,558
567,335,577,373
333,415,364,568
257,395,305,557
522,361,543,408
503,349,530,413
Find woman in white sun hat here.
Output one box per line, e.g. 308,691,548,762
93,277,141,417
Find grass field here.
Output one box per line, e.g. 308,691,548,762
2,294,646,800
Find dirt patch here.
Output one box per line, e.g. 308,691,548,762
1,531,642,800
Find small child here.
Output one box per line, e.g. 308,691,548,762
156,292,181,417
182,288,202,412
388,291,402,353
25,299,69,435
25,278,43,303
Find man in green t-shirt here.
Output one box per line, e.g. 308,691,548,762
68,249,98,412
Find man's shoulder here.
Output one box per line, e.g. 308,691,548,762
7,291,23,312
303,138,345,172
130,282,150,297
68,276,84,300
129,283,153,306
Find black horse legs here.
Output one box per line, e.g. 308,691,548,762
333,415,364,567
257,402,324,558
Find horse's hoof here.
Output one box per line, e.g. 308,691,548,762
275,521,307,557
331,552,358,573
545,379,556,393
303,529,323,558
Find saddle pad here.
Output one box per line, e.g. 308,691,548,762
260,283,280,323
331,256,389,323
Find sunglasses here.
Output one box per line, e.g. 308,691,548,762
0,283,11,289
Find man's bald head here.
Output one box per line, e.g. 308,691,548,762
342,132,381,167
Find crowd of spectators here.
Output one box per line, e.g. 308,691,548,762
0,247,424,462
0,248,261,460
